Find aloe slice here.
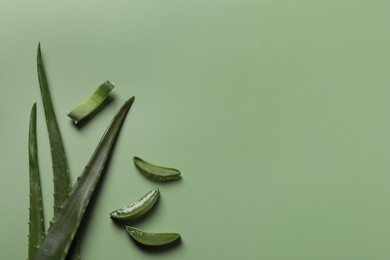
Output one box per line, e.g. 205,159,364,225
125,226,181,246
133,156,181,182
28,103,45,259
33,96,135,260
110,187,160,221
67,81,115,124
37,43,71,216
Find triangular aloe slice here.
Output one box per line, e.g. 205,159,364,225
33,96,135,260
28,103,45,259
133,156,181,182
110,187,160,221
126,226,181,246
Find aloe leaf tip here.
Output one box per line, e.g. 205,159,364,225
28,102,45,259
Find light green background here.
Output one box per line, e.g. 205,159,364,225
1,1,390,259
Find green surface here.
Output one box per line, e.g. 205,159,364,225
1,0,390,259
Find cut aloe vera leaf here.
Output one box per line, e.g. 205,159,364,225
67,81,115,124
28,103,45,260
133,156,181,182
110,187,160,221
33,96,135,260
37,43,72,216
126,226,181,246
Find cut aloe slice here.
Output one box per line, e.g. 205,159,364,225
126,226,181,246
67,81,115,124
110,187,160,221
133,156,181,182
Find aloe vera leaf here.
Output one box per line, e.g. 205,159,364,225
67,81,115,124
37,43,71,216
28,103,45,259
33,96,135,260
37,44,80,259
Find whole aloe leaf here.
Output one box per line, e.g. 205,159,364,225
37,44,80,260
37,43,71,216
33,96,135,260
28,103,45,259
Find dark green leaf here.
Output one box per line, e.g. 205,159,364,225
33,96,135,260
28,103,45,259
37,43,71,216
